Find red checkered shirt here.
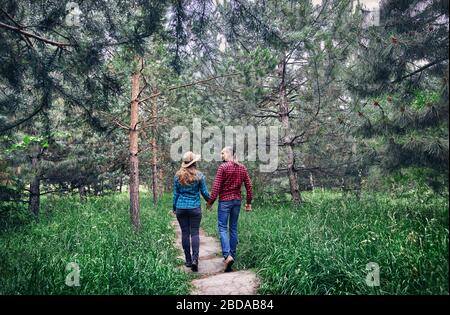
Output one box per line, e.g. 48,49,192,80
207,161,253,206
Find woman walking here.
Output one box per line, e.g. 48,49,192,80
173,151,210,272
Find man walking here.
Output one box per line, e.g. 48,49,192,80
206,146,253,272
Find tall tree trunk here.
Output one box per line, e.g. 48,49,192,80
29,152,41,218
129,59,141,229
286,145,300,204
151,94,158,205
29,175,40,217
158,168,164,197
355,169,362,200
278,58,301,205
151,155,157,205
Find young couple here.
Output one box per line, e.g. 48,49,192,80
172,147,253,273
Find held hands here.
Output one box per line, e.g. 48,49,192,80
206,203,212,210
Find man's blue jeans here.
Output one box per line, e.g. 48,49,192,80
218,199,241,259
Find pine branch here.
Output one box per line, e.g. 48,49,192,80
391,58,448,84
0,21,71,48
138,72,242,103
0,9,34,48
0,100,45,133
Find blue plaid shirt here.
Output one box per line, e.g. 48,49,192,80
173,172,210,211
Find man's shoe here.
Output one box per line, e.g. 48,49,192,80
191,260,198,272
224,255,234,272
225,264,233,272
185,261,192,268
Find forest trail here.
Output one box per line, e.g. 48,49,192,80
171,218,260,295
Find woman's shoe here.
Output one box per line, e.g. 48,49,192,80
191,260,198,272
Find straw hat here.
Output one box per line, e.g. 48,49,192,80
181,151,201,168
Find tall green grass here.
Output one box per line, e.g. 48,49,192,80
0,194,191,294
2,191,447,295
201,191,449,294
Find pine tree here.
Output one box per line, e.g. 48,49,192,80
196,0,362,205
347,0,449,190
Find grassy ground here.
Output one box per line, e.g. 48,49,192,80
0,193,191,294
201,191,449,295
1,190,447,295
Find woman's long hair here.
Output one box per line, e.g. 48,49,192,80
176,163,200,186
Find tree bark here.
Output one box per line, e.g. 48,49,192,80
151,94,158,205
129,59,141,229
29,143,40,217
151,155,157,205
278,58,301,205
309,172,315,192
158,168,164,197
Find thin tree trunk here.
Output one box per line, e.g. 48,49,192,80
356,169,362,200
119,176,123,193
151,155,157,205
29,141,40,217
309,172,315,192
151,94,158,205
129,58,141,229
158,168,164,197
28,128,41,218
287,145,300,204
278,58,301,205
29,175,40,216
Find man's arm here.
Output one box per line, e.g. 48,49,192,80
243,167,253,206
207,165,224,207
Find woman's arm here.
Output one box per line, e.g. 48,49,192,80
173,176,179,212
207,165,224,208
199,174,210,202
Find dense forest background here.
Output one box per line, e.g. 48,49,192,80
0,0,448,295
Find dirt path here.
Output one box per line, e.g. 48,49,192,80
172,218,260,295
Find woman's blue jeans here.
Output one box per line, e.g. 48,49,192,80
176,207,202,263
218,199,241,259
